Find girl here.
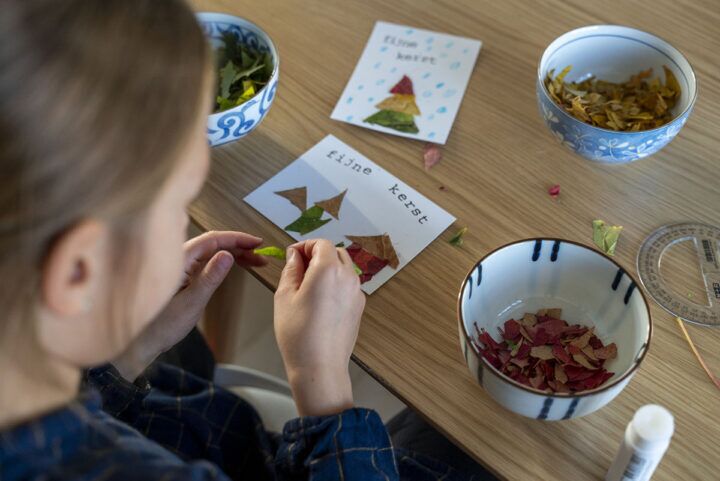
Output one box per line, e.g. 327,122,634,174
0,1,490,479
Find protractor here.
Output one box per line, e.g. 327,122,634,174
637,223,720,327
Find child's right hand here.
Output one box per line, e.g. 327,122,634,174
274,239,366,417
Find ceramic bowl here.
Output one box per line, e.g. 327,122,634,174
457,239,652,420
198,12,279,147
536,25,696,163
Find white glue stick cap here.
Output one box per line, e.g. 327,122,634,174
630,404,674,450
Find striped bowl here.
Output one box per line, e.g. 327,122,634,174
457,239,652,420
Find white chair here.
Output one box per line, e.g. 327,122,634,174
213,363,298,433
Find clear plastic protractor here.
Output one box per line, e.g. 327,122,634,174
637,223,720,327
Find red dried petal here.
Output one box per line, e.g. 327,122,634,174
423,143,442,170
552,343,573,364
554,363,568,383
482,351,502,370
562,325,589,338
573,353,599,370
582,345,598,361
589,336,604,349
530,345,554,360
503,319,522,340
580,370,614,390
564,365,596,381
536,318,567,339
594,343,618,360
389,75,414,95
347,243,389,283
529,372,545,389
533,328,551,346
521,313,537,327
498,350,511,366
548,184,561,198
510,357,530,368
515,342,531,359
570,328,595,348
476,326,502,351
519,325,534,342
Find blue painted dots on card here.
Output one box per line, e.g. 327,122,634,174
426,36,434,44
437,106,447,114
346,115,353,121
422,72,431,79
380,46,388,52
376,79,386,86
436,82,445,89
462,48,469,54
357,84,364,90
390,67,397,73
425,45,432,52
347,96,353,104
374,61,381,69
445,41,454,48
428,114,435,120
422,90,432,98
428,132,436,139
368,97,374,102
450,61,461,70
443,89,457,98
406,28,414,34
440,52,448,59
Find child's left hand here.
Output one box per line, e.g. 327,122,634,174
113,231,266,381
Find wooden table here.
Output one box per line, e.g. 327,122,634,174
189,1,720,479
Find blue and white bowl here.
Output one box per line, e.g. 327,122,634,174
457,239,652,420
198,13,279,147
537,25,697,163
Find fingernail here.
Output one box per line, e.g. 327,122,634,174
218,252,233,270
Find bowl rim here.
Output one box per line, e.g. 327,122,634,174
536,24,698,136
197,12,280,119
456,237,653,398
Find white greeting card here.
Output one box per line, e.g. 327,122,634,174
244,135,456,294
331,21,482,144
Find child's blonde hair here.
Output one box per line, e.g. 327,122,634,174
0,0,211,343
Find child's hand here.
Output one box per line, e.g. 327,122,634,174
113,231,265,380
274,239,366,416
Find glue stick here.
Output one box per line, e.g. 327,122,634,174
605,405,674,481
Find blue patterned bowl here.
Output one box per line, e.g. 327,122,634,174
457,239,652,420
537,25,696,163
198,13,279,147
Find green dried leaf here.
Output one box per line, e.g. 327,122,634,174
449,227,468,247
253,246,286,260
592,220,623,256
353,264,363,276
363,110,419,133
219,61,239,99
284,205,331,235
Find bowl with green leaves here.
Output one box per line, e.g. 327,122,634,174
198,13,279,146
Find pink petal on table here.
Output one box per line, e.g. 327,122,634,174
423,143,443,170
548,184,561,198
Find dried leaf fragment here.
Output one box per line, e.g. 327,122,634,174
449,227,468,247
423,143,443,170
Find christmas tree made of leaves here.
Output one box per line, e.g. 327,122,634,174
364,75,420,134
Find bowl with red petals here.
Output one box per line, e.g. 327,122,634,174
457,238,652,420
